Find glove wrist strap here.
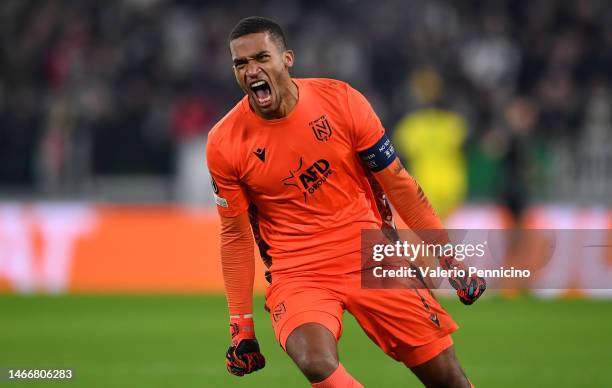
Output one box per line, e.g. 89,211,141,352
229,315,255,346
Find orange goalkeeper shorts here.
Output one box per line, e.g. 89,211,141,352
264,268,458,368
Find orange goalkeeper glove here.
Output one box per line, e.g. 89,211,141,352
226,315,266,376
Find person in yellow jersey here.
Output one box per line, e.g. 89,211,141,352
393,67,468,219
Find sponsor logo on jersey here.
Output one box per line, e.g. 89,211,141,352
309,115,333,141
282,157,333,202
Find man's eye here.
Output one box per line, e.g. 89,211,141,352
234,62,246,69
256,54,269,61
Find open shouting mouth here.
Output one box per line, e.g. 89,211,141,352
249,79,273,108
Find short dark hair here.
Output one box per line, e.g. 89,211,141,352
229,16,287,50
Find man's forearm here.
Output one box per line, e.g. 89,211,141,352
374,159,463,268
375,159,445,232
375,158,487,304
220,213,255,315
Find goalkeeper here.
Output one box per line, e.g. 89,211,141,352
208,16,486,388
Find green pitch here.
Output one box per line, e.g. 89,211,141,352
0,294,610,387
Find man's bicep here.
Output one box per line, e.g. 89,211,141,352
346,84,387,152
207,144,250,217
209,172,250,217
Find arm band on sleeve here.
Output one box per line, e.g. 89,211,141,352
358,134,397,172
220,212,255,316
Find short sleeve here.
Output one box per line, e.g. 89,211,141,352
346,85,386,152
206,140,250,217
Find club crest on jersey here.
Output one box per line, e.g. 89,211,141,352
309,115,333,141
282,157,333,202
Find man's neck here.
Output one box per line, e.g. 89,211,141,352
254,79,299,120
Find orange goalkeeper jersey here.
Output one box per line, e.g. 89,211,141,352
207,78,391,277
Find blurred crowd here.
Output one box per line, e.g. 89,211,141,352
1,0,611,207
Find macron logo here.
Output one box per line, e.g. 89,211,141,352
254,147,266,162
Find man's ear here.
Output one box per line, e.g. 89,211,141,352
283,50,294,68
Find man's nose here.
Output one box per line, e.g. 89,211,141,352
245,60,261,77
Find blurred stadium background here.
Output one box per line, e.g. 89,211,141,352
1,0,611,387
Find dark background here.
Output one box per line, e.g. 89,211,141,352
1,0,611,207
